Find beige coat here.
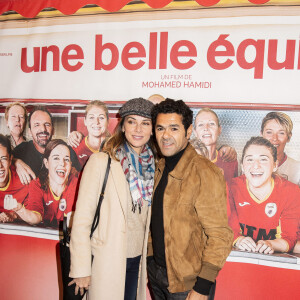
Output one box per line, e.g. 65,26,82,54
70,152,150,300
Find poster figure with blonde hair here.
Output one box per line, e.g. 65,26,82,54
229,137,300,254
5,102,27,148
69,100,110,169
194,108,238,182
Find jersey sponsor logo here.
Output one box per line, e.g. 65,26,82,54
45,200,54,206
79,154,88,158
240,223,276,241
59,198,67,211
239,201,250,207
265,203,277,218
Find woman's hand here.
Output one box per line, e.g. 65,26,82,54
0,212,15,223
218,145,237,162
256,240,274,254
235,236,256,252
68,276,91,296
67,131,83,148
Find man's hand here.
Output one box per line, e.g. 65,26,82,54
235,236,256,252
67,131,83,148
186,290,208,300
256,240,274,254
219,146,237,162
68,276,91,296
14,159,36,185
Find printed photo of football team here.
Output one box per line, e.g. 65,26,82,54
0,101,299,255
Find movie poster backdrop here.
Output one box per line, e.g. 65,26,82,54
1,2,300,299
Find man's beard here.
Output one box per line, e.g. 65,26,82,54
36,131,51,147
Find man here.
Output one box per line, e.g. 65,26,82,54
0,134,29,222
5,102,27,148
148,99,233,300
13,106,79,184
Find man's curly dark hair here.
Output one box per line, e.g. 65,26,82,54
151,98,193,133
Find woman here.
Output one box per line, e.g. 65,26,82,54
5,102,27,148
69,98,155,300
70,100,110,169
10,139,78,227
261,112,300,253
194,108,238,182
261,111,300,186
228,136,300,254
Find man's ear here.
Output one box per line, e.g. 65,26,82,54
186,124,193,139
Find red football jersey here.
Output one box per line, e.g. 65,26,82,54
0,167,29,212
25,173,79,226
73,136,98,169
228,175,300,251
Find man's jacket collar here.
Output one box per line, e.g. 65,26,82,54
157,143,196,180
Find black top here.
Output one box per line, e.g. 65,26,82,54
13,140,80,177
13,141,44,177
151,146,186,268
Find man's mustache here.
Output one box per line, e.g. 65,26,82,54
37,131,50,137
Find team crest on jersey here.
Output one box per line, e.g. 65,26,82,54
265,203,277,218
59,198,67,211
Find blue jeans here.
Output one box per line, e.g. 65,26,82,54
124,255,141,300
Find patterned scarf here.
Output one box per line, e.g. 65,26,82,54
116,142,155,213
